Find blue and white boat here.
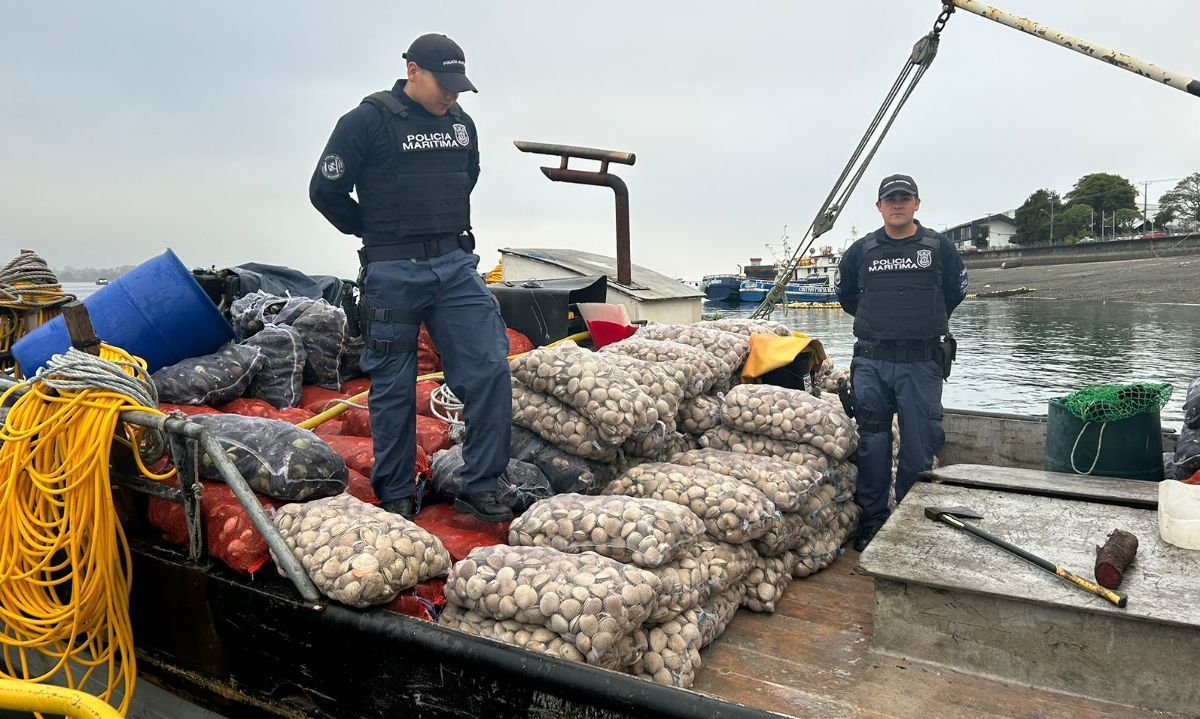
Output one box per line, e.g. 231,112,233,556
701,273,744,302
738,278,839,304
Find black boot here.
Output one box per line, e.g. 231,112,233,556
853,525,881,552
380,497,416,520
454,490,513,523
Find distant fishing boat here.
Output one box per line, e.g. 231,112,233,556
95,277,109,285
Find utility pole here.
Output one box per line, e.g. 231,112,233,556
1144,181,1150,230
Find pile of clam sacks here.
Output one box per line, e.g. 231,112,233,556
461,318,862,687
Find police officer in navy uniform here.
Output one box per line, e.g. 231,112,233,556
835,174,967,551
309,33,513,523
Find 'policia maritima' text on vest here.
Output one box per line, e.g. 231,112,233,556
356,90,474,238
853,229,947,341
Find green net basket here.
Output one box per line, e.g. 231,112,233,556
1061,382,1173,424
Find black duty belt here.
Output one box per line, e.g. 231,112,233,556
358,233,474,265
854,341,938,363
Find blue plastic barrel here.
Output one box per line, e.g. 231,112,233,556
12,249,234,376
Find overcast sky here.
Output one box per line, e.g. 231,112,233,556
2,1,1197,281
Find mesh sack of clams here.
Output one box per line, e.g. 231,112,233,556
696,539,755,596
752,511,817,557
604,463,777,544
697,318,792,338
695,585,746,647
821,365,851,394
509,342,659,443
795,482,842,532
152,343,264,406
698,427,833,477
590,350,684,426
273,494,451,608
190,414,348,501
439,604,587,664
627,616,704,689
241,324,306,409
621,421,674,461
511,380,618,463
633,323,749,378
600,337,724,398
721,385,858,460
508,494,705,569
791,500,859,578
510,426,610,495
740,551,799,613
663,431,698,458
832,459,859,499
677,393,724,436
669,448,824,513
645,544,712,623
444,545,661,668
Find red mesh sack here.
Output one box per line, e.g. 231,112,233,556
418,325,441,375
216,398,276,417
216,398,316,425
416,380,440,418
322,435,375,477
340,406,372,438
267,407,316,424
346,468,380,504
314,420,344,437
159,403,219,417
383,578,447,621
342,377,371,396
506,328,534,356
322,435,430,482
301,385,351,414
414,504,508,562
147,480,279,576
417,415,453,456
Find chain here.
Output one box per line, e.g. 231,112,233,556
933,1,956,35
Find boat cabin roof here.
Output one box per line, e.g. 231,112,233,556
500,247,704,302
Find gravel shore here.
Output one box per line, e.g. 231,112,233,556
967,255,1200,304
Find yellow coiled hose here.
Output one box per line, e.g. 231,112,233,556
0,344,173,716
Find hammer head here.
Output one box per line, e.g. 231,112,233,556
924,505,984,521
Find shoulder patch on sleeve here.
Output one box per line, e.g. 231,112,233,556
320,154,345,181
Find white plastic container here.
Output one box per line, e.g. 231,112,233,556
1158,480,1200,550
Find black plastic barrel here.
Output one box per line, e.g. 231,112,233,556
1044,397,1164,480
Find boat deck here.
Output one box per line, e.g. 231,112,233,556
696,544,1180,718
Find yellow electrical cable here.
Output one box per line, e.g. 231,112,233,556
0,343,173,717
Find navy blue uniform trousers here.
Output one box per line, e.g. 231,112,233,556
358,249,511,503
850,354,945,531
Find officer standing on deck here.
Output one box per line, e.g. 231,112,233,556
835,174,967,551
309,33,513,523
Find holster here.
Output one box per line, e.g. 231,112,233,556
935,334,957,379
836,377,858,420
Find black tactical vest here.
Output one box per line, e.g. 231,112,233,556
852,228,948,341
356,89,474,238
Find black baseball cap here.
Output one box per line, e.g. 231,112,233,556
878,174,919,199
403,34,478,93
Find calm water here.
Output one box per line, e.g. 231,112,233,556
711,298,1200,428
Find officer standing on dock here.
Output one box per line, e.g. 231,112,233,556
309,33,513,523
835,174,967,551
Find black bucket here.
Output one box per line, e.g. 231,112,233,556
1044,397,1164,481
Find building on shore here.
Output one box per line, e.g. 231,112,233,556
942,214,1017,250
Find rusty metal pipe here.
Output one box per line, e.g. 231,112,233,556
949,0,1200,98
514,141,636,166
540,167,632,286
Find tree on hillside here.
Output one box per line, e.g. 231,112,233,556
1058,204,1094,241
1064,173,1138,234
1013,189,1063,244
1155,173,1200,229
